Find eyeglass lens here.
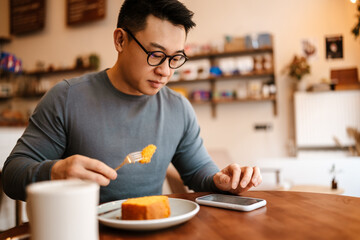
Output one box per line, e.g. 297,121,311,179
148,52,187,69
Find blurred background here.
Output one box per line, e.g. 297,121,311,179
0,0,360,231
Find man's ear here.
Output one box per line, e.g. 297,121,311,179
114,28,126,53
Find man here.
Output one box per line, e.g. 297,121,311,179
2,0,262,204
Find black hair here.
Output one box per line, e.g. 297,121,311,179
117,0,196,35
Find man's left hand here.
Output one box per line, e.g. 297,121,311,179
213,164,262,194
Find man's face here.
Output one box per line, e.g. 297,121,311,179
120,15,187,96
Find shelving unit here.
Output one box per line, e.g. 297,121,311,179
0,66,96,99
0,66,96,126
168,47,277,117
25,66,96,78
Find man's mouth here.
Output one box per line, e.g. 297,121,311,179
148,80,164,88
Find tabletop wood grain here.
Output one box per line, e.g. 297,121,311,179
1,191,360,240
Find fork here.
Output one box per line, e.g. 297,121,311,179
114,151,143,171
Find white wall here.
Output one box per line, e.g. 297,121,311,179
1,0,360,165
184,0,360,164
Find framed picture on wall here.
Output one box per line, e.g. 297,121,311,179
301,38,318,61
325,35,343,59
10,0,46,35
67,0,106,26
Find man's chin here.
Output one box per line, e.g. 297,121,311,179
142,87,162,96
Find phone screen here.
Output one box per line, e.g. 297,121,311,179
199,194,262,206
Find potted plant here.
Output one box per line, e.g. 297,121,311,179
352,1,360,39
287,55,310,91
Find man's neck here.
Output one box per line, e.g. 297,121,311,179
106,64,122,92
106,62,143,96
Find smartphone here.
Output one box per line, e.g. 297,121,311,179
195,194,266,211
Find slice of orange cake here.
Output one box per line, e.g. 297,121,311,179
139,144,157,164
121,195,170,220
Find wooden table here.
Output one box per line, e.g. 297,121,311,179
289,184,344,195
1,191,360,240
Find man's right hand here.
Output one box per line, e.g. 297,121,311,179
51,155,118,186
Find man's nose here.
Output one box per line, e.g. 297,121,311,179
154,58,171,77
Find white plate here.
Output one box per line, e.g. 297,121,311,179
98,198,200,231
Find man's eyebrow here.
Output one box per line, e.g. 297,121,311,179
150,42,185,54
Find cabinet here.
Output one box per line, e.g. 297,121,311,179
167,47,277,117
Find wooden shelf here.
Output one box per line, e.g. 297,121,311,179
191,95,277,117
1,66,96,80
213,96,276,104
191,96,275,104
25,66,96,77
168,47,277,118
168,71,274,85
0,96,13,101
0,36,12,45
188,47,273,60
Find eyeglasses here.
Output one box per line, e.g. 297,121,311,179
124,29,188,69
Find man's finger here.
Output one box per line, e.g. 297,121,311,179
75,168,112,186
240,166,253,188
85,158,118,180
251,167,262,187
229,164,241,189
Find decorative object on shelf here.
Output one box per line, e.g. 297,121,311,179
218,58,236,76
269,84,276,96
351,1,360,39
235,82,248,99
0,83,13,97
185,41,224,56
262,84,270,98
329,164,339,190
287,55,310,91
181,64,198,81
75,56,84,68
169,70,180,82
224,36,245,52
253,55,264,72
235,56,254,74
191,90,211,102
245,34,259,49
89,54,100,70
248,80,263,99
257,33,273,48
244,33,272,49
196,60,211,79
35,61,46,72
170,87,188,98
212,90,235,101
307,77,334,92
0,52,22,74
209,66,222,76
47,64,55,72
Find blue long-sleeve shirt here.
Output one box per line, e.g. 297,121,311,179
2,70,220,203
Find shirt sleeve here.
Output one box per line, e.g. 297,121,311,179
2,81,69,201
171,97,221,192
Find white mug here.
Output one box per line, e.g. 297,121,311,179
26,179,99,240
